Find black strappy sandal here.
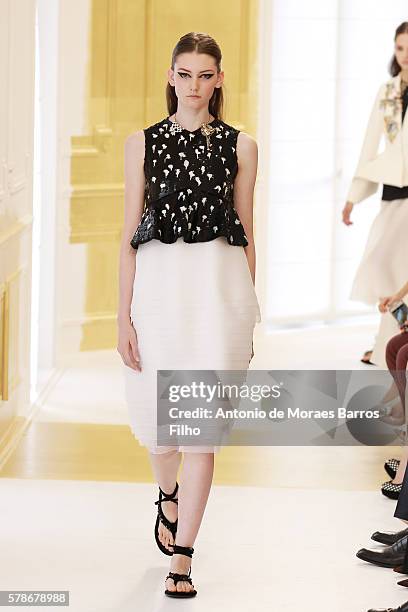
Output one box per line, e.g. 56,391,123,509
164,544,197,598
154,482,178,556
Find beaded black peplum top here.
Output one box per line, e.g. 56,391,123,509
129,117,249,250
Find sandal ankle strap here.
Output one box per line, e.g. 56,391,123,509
172,544,194,557
155,482,179,505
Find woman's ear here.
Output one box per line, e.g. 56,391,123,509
215,70,224,88
167,67,175,86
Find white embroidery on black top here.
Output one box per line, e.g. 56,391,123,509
130,117,248,250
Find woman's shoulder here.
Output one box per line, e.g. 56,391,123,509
217,119,240,136
384,74,400,87
125,118,169,146
218,119,256,142
144,117,169,133
124,130,144,155
376,74,400,97
236,131,257,164
216,120,257,162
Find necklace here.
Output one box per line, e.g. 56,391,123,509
169,113,217,150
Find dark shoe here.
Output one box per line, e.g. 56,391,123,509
385,458,401,480
154,482,178,556
361,349,375,365
395,566,408,575
367,600,408,611
382,481,403,500
164,544,197,598
398,578,408,587
372,528,408,546
356,535,408,569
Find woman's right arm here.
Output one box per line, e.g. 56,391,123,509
117,130,145,371
342,84,384,225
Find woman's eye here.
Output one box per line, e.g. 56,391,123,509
177,72,213,79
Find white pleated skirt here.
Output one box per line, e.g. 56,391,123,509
351,198,408,304
122,237,261,454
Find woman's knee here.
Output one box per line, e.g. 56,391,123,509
395,343,408,371
182,451,214,464
386,334,406,367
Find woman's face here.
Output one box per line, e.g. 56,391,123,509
395,33,408,71
168,52,224,110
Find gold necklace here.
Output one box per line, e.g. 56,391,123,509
170,113,217,150
200,120,217,151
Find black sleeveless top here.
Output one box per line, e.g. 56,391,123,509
129,117,248,250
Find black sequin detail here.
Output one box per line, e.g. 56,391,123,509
130,117,248,250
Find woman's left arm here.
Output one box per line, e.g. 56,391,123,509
234,131,258,284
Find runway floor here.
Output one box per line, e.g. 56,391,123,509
0,319,405,611
0,478,404,612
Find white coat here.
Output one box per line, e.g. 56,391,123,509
347,73,408,204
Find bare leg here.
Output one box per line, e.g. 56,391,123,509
149,449,182,552
166,451,215,594
382,381,401,404
386,334,408,415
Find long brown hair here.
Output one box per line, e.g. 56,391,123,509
166,32,224,120
389,22,408,76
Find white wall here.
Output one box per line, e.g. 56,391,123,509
55,0,91,360
258,0,408,325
